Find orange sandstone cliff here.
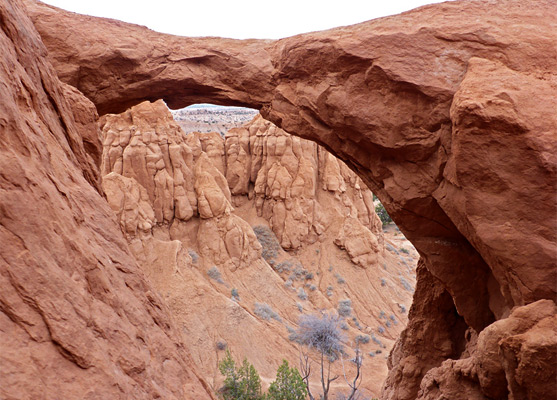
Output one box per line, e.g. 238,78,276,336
1,0,555,399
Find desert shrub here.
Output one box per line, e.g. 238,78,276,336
379,310,385,319
275,260,293,274
380,278,386,287
254,302,281,322
340,321,349,330
267,360,307,400
375,349,382,354
305,272,314,280
289,265,308,281
338,299,352,317
296,302,303,312
400,247,409,254
208,266,224,284
390,314,396,321
385,243,399,254
335,273,346,284
253,225,281,263
309,284,317,291
295,313,344,357
326,285,334,297
188,249,199,264
399,304,407,314
378,326,385,334
355,334,370,344
386,321,391,328
400,277,413,292
368,352,375,358
231,288,240,301
375,202,392,226
297,288,308,301
216,341,228,350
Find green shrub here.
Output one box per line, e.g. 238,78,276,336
375,202,392,226
267,360,307,400
218,350,263,400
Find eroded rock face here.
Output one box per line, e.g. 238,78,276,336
226,114,381,250
414,300,557,400
98,100,415,396
0,1,213,399
15,0,557,398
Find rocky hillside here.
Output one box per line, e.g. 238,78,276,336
99,100,417,397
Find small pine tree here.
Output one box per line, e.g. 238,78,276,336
237,358,263,400
218,350,263,400
219,350,240,400
267,360,307,400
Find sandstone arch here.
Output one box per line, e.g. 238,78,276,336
9,0,557,398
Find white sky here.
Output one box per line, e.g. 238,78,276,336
39,0,447,40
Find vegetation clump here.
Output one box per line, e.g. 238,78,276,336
188,249,199,264
338,299,352,317
218,350,263,400
294,313,364,400
254,302,282,322
374,202,392,226
208,266,224,284
267,360,307,400
253,225,282,263
218,353,306,400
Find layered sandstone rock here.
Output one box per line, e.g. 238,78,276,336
225,114,382,250
13,0,557,398
0,1,213,399
98,100,415,396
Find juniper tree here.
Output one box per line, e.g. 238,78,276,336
218,350,263,400
267,360,307,400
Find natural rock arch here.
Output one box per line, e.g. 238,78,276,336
20,0,557,398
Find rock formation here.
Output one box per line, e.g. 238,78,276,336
0,1,214,399
98,99,415,396
2,0,555,398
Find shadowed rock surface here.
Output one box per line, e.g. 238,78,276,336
3,0,556,398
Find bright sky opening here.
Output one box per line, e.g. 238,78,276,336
39,0,447,40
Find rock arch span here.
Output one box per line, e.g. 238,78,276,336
12,0,557,398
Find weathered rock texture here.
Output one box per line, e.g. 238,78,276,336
98,100,415,397
9,0,557,398
0,1,214,399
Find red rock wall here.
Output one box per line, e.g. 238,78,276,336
12,0,557,398
0,1,214,398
